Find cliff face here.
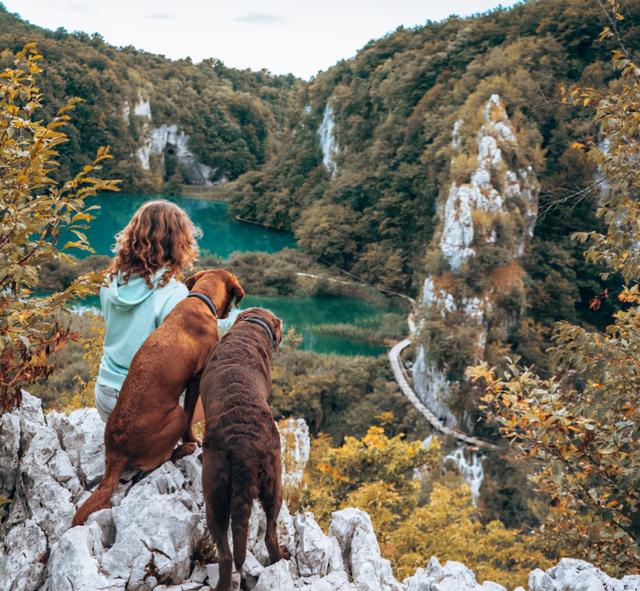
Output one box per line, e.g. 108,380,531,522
413,94,539,431
2,393,638,591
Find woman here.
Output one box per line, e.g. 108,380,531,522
95,200,199,421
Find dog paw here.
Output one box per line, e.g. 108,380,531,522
279,545,291,560
171,442,198,461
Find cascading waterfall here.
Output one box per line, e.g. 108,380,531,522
318,103,339,177
444,446,485,505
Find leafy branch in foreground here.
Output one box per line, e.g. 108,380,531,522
468,5,640,572
0,44,119,413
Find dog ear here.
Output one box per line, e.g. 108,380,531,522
184,270,207,291
274,317,283,351
232,277,245,306
218,274,245,319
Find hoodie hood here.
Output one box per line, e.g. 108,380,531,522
104,269,167,310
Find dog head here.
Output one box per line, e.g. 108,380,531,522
235,307,283,351
184,269,245,319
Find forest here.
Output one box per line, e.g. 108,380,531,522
1,0,640,587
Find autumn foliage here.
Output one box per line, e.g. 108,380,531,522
0,45,118,413
470,2,640,574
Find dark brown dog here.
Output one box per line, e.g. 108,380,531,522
200,307,284,591
72,269,244,526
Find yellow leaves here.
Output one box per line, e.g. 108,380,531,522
0,45,119,413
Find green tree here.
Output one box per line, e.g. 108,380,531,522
0,44,118,413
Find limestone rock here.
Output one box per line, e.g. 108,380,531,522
329,508,402,591
101,464,203,590
0,519,48,591
253,559,296,591
42,522,124,591
530,558,640,591
2,393,639,591
279,418,311,488
294,512,335,577
56,408,106,488
403,557,506,591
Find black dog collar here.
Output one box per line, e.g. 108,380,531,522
242,316,277,349
187,292,218,318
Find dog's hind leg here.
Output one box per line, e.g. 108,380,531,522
259,449,285,564
230,452,258,576
203,448,233,591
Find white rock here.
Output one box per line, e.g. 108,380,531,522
280,418,311,488
254,559,296,591
249,500,296,565
206,563,220,587
42,522,124,591
535,558,639,591
529,567,559,591
18,413,76,540
404,557,506,591
0,518,48,591
101,464,203,589
329,508,402,591
0,411,20,498
294,512,334,577
58,408,106,487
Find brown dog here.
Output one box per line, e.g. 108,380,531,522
72,269,244,527
200,308,284,591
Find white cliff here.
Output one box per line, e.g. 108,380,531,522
440,94,538,272
318,103,339,177
1,393,637,591
123,93,216,185
412,94,540,489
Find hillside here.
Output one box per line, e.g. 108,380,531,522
227,0,640,436
0,4,301,192
230,0,639,293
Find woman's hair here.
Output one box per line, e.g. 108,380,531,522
109,200,199,287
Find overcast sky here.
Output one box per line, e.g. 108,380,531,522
6,1,519,79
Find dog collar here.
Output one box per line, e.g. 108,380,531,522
187,292,218,318
242,316,277,349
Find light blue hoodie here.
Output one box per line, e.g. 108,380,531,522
97,269,188,390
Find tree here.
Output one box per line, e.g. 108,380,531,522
469,4,640,573
301,425,547,588
0,44,119,413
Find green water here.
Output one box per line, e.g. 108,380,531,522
69,194,386,356
69,193,295,259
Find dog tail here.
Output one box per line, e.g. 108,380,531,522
229,450,259,572
72,455,127,527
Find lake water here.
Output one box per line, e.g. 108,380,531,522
70,194,386,356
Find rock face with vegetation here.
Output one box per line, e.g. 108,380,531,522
1,393,638,591
412,93,539,429
0,6,299,192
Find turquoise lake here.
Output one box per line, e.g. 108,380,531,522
70,193,386,356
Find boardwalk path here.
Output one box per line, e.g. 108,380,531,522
295,271,497,450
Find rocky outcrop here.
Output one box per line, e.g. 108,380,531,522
1,393,637,591
413,94,540,438
125,94,217,185
279,417,311,488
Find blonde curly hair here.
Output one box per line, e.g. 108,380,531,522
109,200,199,288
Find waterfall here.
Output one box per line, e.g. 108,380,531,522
444,446,485,505
318,103,339,177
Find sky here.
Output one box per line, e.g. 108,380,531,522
5,1,519,79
